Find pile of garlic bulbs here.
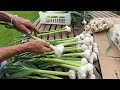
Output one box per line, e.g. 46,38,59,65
84,18,113,33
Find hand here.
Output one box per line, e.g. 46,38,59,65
25,40,51,54
12,16,39,36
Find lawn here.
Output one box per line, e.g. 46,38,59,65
0,11,39,47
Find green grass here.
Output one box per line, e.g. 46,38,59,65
0,11,39,47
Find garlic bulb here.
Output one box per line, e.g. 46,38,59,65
82,19,87,25
81,44,88,51
93,47,99,55
85,33,92,37
79,33,85,40
81,58,88,65
92,52,98,61
88,45,93,53
85,25,90,31
68,70,76,79
86,63,94,74
88,73,96,79
83,37,91,45
88,55,94,64
65,25,69,29
54,45,65,58
89,36,94,44
75,35,81,41
76,44,82,48
93,43,98,48
83,49,91,59
66,27,71,32
77,66,87,79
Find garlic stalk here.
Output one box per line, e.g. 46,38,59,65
28,34,64,58
38,26,71,36
61,37,91,46
55,49,91,59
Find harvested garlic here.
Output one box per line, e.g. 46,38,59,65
81,58,88,65
68,70,76,79
54,45,65,58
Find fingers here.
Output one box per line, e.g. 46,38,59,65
30,28,38,36
31,25,40,34
42,46,52,53
20,25,31,34
25,22,40,34
42,42,50,47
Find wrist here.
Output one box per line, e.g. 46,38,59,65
16,43,29,53
11,15,18,24
21,42,31,52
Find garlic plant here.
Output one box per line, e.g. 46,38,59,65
2,28,99,79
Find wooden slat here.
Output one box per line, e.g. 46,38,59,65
33,18,40,26
42,24,51,40
61,25,68,39
102,11,116,17
89,11,97,18
48,25,56,40
94,67,102,79
92,11,105,18
90,11,100,18
39,24,46,39
94,60,102,73
97,11,111,18
55,25,62,39
107,11,120,18
36,22,41,30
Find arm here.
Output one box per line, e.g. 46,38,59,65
0,40,51,62
0,11,11,22
0,11,39,35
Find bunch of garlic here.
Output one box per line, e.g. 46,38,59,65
74,32,99,79
84,18,113,33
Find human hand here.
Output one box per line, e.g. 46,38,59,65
25,40,51,54
12,16,39,36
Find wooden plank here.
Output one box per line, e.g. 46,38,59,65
93,67,102,79
61,25,68,39
42,24,51,40
90,11,98,18
92,11,105,18
94,60,102,73
36,22,41,30
107,11,120,18
48,25,56,40
97,11,111,18
55,25,62,39
103,11,116,17
33,18,40,26
90,11,100,18
39,24,46,39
